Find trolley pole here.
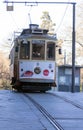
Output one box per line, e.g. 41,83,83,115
71,3,76,93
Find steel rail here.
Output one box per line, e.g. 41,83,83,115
48,92,83,110
24,93,64,130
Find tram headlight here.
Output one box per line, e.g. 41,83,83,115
34,67,41,74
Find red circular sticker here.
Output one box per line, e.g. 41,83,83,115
43,69,49,76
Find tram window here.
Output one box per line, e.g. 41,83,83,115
20,41,30,59
47,42,55,60
15,46,18,52
32,40,45,60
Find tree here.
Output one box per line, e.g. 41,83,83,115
58,2,83,65
76,3,83,41
40,11,63,65
40,11,56,34
1,40,11,56
0,52,10,89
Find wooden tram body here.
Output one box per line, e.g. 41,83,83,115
10,24,57,91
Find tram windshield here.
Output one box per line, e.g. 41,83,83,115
47,42,55,60
20,41,30,59
19,39,55,60
32,40,45,60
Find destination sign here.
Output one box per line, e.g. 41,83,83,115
32,40,45,44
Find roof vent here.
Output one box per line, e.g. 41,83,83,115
29,24,39,29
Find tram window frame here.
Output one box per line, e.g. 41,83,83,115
32,40,45,60
20,41,30,59
47,42,55,60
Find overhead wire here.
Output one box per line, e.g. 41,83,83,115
7,1,38,42
7,1,72,35
8,1,37,30
9,12,20,30
55,0,71,33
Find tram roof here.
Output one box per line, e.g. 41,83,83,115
16,24,57,40
18,33,57,40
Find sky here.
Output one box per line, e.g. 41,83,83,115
0,0,82,62
0,0,83,65
0,0,78,45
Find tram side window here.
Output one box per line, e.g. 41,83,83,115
47,42,55,60
20,41,30,59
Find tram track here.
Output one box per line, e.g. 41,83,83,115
55,117,83,120
47,92,83,110
23,93,64,130
13,90,83,129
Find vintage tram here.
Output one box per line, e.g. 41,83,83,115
10,24,57,92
